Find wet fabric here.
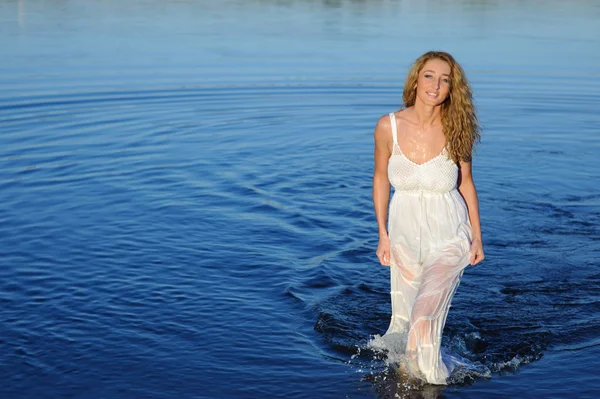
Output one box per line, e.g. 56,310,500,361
385,112,472,385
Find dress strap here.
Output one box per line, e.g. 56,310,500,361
389,112,398,146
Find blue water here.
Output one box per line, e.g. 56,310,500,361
1,1,600,398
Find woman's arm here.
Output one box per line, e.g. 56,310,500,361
373,115,392,265
458,160,485,265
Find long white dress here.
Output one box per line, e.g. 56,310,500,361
385,112,472,385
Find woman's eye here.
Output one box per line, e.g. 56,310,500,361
442,78,450,83
424,74,432,78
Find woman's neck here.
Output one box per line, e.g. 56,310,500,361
413,100,442,128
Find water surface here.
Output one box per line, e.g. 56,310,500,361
1,1,599,398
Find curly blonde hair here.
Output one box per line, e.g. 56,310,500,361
402,51,481,163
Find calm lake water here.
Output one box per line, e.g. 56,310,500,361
1,0,599,398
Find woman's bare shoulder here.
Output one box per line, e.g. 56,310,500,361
376,113,392,126
374,113,392,141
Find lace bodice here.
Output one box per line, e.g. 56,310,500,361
387,113,459,194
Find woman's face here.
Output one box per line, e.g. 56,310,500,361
415,58,451,106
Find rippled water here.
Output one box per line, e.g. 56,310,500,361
1,1,600,398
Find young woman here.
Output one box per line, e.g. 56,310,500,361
372,51,485,384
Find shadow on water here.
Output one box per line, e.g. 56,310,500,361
312,279,549,398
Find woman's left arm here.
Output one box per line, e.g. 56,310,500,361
458,160,485,266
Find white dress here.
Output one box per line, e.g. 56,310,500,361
385,112,472,384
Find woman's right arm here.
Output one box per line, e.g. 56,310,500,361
373,115,392,266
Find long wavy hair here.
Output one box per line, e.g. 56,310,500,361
402,51,481,163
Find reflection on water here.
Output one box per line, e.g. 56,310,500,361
1,1,599,398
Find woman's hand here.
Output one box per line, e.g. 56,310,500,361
469,238,485,266
376,235,391,266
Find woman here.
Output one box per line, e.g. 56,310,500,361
372,51,485,385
